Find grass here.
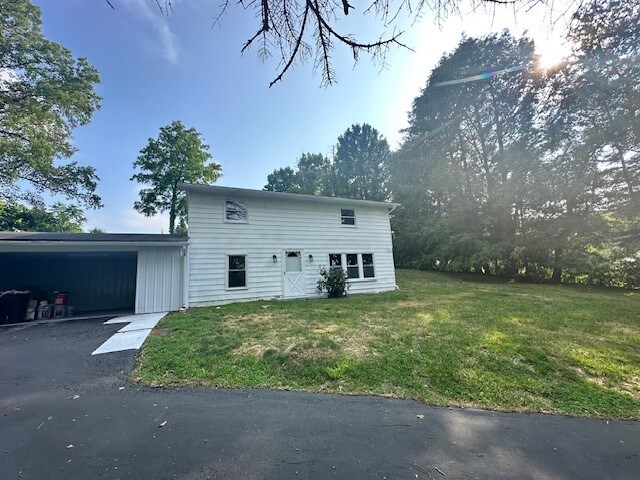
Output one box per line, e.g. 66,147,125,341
134,269,640,419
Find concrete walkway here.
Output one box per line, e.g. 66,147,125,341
91,312,167,355
1,319,638,480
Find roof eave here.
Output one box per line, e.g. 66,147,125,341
179,183,400,209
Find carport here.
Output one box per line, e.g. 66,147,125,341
0,232,188,316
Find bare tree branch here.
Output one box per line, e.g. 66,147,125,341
105,0,576,86
269,3,310,87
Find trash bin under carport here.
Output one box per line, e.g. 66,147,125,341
0,290,30,325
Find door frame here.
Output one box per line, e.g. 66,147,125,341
282,249,305,299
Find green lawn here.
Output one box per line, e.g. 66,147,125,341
134,269,640,419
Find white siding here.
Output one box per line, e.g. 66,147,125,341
188,191,396,306
136,247,184,313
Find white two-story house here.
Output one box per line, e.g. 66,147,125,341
0,185,399,320
182,184,399,307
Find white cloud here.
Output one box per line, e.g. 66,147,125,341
123,0,180,64
85,200,171,233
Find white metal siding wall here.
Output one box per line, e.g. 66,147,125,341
188,192,396,306
136,247,184,313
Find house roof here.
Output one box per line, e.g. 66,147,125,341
179,183,400,209
0,232,187,243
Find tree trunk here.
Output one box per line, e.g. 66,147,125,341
616,145,635,198
551,248,563,284
169,188,177,234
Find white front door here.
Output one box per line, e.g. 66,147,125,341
283,251,305,298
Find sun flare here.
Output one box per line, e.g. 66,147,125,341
536,38,572,70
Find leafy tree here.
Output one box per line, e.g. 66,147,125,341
333,123,390,201
563,0,639,239
392,14,638,287
0,0,102,208
131,120,221,234
88,227,106,233
0,202,86,232
296,153,332,195
393,32,543,276
264,167,298,192
264,153,331,195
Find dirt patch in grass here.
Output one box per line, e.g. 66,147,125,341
608,322,639,335
621,375,640,396
233,328,377,359
233,342,278,357
312,324,340,334
222,312,294,329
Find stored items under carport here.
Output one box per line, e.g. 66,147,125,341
0,290,30,325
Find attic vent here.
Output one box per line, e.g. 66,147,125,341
225,200,248,222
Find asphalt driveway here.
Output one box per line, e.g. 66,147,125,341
1,319,638,480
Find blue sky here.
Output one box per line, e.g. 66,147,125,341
34,0,570,233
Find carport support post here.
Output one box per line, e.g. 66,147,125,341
182,244,189,310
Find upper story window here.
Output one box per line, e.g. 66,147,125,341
225,200,248,223
340,208,356,226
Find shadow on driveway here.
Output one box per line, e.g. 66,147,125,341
1,319,638,479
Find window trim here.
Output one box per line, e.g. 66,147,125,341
340,208,357,228
226,253,249,290
224,199,249,224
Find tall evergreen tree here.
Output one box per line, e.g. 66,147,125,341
564,0,639,244
393,32,542,275
333,123,390,201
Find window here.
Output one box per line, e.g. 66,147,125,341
285,251,302,272
225,200,248,222
340,209,355,226
327,253,376,280
362,254,375,278
346,253,359,279
228,255,246,288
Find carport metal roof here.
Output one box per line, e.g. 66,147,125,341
0,232,187,243
0,232,188,250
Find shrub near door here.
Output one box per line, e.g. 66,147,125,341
316,266,348,298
